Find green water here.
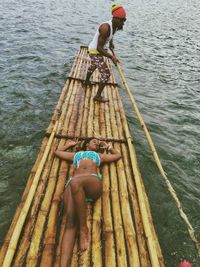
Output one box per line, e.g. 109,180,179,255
0,0,199,266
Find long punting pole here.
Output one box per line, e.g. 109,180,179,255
2,121,58,267
111,49,200,255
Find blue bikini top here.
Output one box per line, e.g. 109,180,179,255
73,151,101,168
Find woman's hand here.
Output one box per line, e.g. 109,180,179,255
57,139,81,152
68,139,81,148
99,141,109,150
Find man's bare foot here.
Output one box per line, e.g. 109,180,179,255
79,227,88,252
93,95,109,102
82,80,96,87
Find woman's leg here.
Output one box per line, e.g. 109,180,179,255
60,185,77,267
70,176,102,251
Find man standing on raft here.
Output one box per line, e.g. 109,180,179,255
83,3,127,102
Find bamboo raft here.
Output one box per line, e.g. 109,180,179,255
0,46,165,267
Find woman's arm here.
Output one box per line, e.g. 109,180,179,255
54,141,80,161
99,143,121,163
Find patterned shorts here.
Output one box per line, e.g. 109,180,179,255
87,54,110,83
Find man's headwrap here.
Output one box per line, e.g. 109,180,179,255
112,3,126,19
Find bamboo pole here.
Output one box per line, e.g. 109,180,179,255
107,89,138,266
78,205,93,266
112,49,200,255
117,100,161,266
101,97,116,266
93,88,100,138
62,81,77,136
46,80,70,134
25,156,60,266
123,144,152,265
80,85,90,137
57,81,74,135
113,86,152,265
109,162,128,267
0,138,48,266
67,51,86,136
67,82,81,136
12,139,58,267
59,49,84,136
54,215,67,267
108,85,119,140
115,84,164,265
111,86,124,140
40,139,67,266
104,89,112,139
74,87,86,137
106,91,128,266
91,198,102,267
87,84,96,137
53,164,75,267
102,165,116,266
99,93,106,138
1,121,58,267
118,83,163,266
115,143,140,267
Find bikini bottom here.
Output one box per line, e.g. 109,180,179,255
64,173,101,202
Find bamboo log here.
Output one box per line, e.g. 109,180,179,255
80,85,90,137
99,94,106,138
57,81,74,135
111,86,124,140
46,80,70,134
104,89,112,139
116,81,164,266
13,139,58,267
102,165,116,266
91,198,102,267
118,101,161,266
67,51,86,137
62,81,77,136
121,143,150,267
25,156,60,266
54,164,75,267
68,51,79,78
109,162,128,266
0,137,49,266
107,86,119,140
113,84,151,266
93,88,100,138
78,205,93,266
74,48,85,80
40,139,67,266
2,122,58,267
67,81,81,136
110,83,158,262
74,86,86,137
115,143,140,267
87,84,96,137
110,88,140,266
54,215,66,267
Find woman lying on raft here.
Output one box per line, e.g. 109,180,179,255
55,138,121,267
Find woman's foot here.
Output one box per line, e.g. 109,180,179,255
79,227,88,251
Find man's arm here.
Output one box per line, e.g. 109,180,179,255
109,38,115,50
97,24,118,64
